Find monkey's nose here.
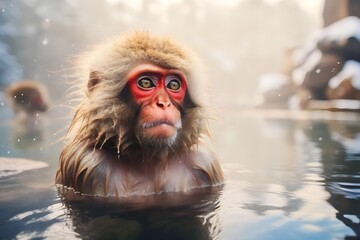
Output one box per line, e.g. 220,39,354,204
156,98,171,108
155,90,172,109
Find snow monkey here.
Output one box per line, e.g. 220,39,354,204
56,32,224,197
6,81,49,124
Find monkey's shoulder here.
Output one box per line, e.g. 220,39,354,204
57,146,224,197
180,150,224,186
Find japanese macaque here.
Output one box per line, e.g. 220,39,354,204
5,81,49,148
56,32,224,197
6,81,49,126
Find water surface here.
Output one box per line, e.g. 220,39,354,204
1,107,360,239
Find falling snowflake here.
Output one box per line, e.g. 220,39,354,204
42,38,48,45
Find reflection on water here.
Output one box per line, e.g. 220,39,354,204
1,109,360,239
58,187,221,240
1,187,221,240
213,110,360,239
312,120,360,237
0,188,78,239
11,123,45,150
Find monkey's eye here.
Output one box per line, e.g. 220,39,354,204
166,79,181,92
137,77,155,90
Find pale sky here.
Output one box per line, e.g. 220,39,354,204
219,0,324,22
108,0,325,16
107,0,325,27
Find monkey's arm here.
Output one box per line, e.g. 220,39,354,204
56,143,111,195
188,150,224,187
56,143,146,197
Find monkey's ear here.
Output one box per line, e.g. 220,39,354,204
88,70,101,92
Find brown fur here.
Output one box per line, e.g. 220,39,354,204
56,32,224,197
6,80,49,114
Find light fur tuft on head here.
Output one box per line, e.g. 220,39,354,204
78,32,198,90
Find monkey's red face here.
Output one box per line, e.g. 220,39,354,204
127,63,187,145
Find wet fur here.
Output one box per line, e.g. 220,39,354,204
56,32,224,197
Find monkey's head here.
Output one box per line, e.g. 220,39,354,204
6,81,49,114
70,32,207,155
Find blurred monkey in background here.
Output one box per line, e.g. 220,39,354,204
6,81,50,147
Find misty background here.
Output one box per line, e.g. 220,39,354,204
0,0,323,108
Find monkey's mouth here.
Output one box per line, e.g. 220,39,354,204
136,119,182,145
142,120,181,130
